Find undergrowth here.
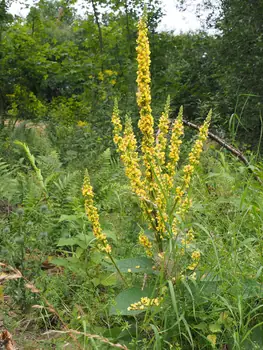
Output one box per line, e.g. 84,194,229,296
1,14,263,350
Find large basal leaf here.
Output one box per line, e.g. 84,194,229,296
108,257,154,274
110,286,154,316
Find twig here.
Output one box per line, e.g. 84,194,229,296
43,330,128,350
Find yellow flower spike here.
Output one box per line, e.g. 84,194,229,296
82,171,111,253
155,96,171,166
136,16,155,176
167,106,184,188
183,109,211,188
119,117,147,199
172,110,211,235
139,231,153,257
112,99,123,147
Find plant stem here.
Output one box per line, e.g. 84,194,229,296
108,253,128,287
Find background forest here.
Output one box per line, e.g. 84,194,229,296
1,0,263,349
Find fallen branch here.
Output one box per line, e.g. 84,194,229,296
182,119,262,184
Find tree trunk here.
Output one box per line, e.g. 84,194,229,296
91,0,103,54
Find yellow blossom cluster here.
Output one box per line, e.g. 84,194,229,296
187,250,201,270
77,120,88,127
183,110,212,189
82,171,111,254
181,228,194,246
166,106,184,187
155,96,170,167
136,16,155,178
172,110,211,236
111,100,123,146
98,69,118,82
127,296,161,311
139,231,153,257
120,118,148,199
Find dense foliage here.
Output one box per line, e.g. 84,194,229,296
1,0,263,349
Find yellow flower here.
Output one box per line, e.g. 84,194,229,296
127,296,162,311
139,231,152,257
191,250,201,260
104,244,112,254
77,120,88,127
181,228,195,246
119,118,147,199
98,71,104,81
207,334,217,347
104,69,113,76
112,99,123,147
155,96,170,166
190,272,197,280
187,261,198,270
167,106,184,187
183,110,211,189
82,171,111,253
136,16,155,175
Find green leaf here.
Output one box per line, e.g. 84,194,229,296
109,257,154,274
100,273,117,286
209,323,221,333
193,322,207,331
57,235,94,249
110,286,154,316
57,237,80,246
103,229,117,243
59,214,81,222
90,251,102,264
50,258,70,268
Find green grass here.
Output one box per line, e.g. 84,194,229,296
1,126,263,349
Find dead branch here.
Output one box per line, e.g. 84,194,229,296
182,119,262,184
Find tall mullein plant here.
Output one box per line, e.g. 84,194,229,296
112,15,212,262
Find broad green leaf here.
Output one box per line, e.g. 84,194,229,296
109,257,154,274
57,237,80,246
110,286,154,316
90,251,102,264
57,235,93,249
100,273,117,286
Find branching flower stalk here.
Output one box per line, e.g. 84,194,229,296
112,14,212,258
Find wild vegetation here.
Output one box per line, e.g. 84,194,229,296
1,0,263,349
